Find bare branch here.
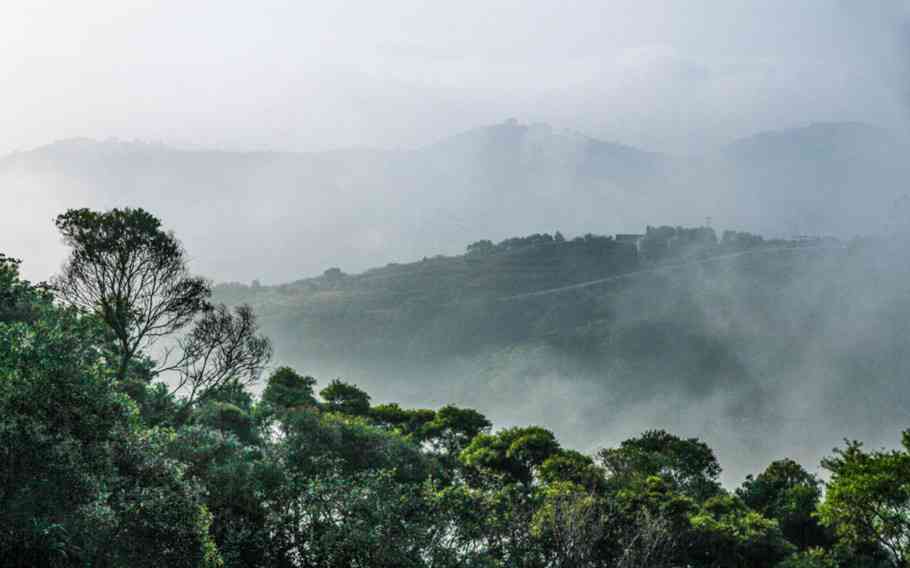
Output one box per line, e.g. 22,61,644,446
164,303,272,409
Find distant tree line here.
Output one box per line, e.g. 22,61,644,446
0,208,896,567
468,231,641,256
466,226,783,263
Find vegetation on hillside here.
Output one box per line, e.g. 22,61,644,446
212,223,800,363
2,207,909,566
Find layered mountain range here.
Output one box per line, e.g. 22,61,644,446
4,120,906,284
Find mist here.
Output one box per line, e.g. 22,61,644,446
5,0,910,488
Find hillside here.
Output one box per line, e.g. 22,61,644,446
212,227,910,482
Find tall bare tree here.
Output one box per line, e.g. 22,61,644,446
54,208,272,408
54,207,210,381
163,304,272,409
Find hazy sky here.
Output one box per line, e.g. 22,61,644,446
3,0,909,155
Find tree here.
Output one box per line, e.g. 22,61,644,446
320,379,371,416
269,464,445,568
531,482,613,568
598,429,722,501
818,435,910,568
608,475,696,567
460,426,561,486
53,208,210,381
737,458,830,550
466,239,495,256
688,493,794,568
0,254,47,324
282,411,431,483
165,304,272,411
104,430,224,568
615,507,680,568
193,401,259,445
261,366,318,413
164,425,280,567
0,255,220,566
457,480,547,566
370,403,436,439
420,404,491,456
538,449,604,491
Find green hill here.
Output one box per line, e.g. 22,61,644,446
213,227,814,364
213,227,910,482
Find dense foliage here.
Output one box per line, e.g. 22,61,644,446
2,209,907,566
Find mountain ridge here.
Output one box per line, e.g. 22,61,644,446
0,119,897,163
3,119,895,160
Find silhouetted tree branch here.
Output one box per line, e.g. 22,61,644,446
163,304,272,410
53,208,210,381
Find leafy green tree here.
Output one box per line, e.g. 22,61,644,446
457,480,547,567
261,366,318,412
370,403,437,438
466,239,496,256
460,426,561,486
282,410,431,483
538,449,605,491
688,493,794,567
421,404,492,455
104,430,223,568
818,435,910,568
737,458,830,550
598,429,722,501
0,254,47,323
268,464,449,568
0,257,219,566
320,378,371,416
165,425,282,567
205,377,256,411
53,207,210,382
193,401,259,445
131,380,183,427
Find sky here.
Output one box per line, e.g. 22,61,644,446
2,0,910,155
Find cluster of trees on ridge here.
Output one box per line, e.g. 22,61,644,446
3,207,909,567
464,226,774,262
